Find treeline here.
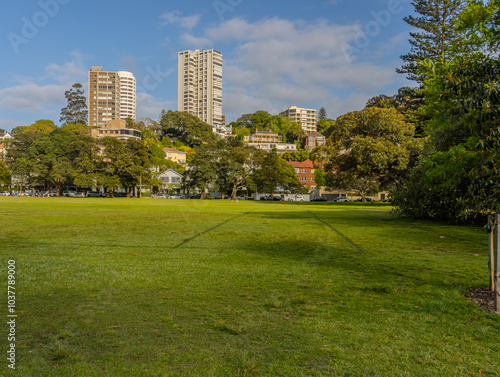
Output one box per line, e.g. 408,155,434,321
1,113,306,198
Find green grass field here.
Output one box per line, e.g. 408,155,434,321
1,198,498,376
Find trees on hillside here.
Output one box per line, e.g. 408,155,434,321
159,110,215,147
60,83,88,125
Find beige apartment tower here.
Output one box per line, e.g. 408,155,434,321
280,106,318,133
178,49,223,126
88,67,136,128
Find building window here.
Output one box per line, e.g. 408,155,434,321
301,177,307,182
301,169,307,173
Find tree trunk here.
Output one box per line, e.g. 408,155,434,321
231,184,238,201
55,181,63,197
201,191,206,199
489,215,495,292
495,214,500,314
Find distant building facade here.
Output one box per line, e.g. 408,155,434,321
88,67,136,127
156,169,183,193
178,49,223,126
244,131,297,153
162,148,188,165
303,131,326,151
0,131,12,140
280,106,318,133
90,120,141,140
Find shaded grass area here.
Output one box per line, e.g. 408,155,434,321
0,198,498,376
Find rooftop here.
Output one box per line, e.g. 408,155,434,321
287,159,315,169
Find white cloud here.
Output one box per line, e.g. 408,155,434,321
0,52,88,116
180,33,212,47
0,119,26,131
183,17,401,120
136,92,175,120
160,11,201,29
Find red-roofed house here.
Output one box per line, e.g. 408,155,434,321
287,159,317,191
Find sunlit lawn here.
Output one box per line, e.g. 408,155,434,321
1,197,498,376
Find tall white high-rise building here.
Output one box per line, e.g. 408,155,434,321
117,71,136,121
88,67,136,128
178,49,223,126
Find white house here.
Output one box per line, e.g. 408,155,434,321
155,169,183,193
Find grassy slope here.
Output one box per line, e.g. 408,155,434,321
0,198,498,376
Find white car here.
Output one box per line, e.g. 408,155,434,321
168,194,184,199
336,197,350,202
288,196,305,202
0,192,10,196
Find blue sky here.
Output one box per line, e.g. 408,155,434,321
0,0,416,131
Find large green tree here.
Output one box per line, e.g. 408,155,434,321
60,83,88,125
321,107,417,201
252,151,302,199
185,143,219,198
28,128,79,195
96,137,151,197
392,0,500,221
215,139,264,199
159,110,215,147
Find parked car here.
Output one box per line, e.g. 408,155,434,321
86,191,105,197
311,196,327,202
0,191,10,196
288,196,306,202
153,194,168,199
72,192,85,198
336,197,350,202
168,194,184,199
260,195,283,201
354,197,374,202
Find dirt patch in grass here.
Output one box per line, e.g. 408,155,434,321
466,288,496,312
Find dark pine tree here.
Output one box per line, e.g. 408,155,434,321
60,83,88,125
397,0,469,82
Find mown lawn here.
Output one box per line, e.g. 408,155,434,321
0,197,498,376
